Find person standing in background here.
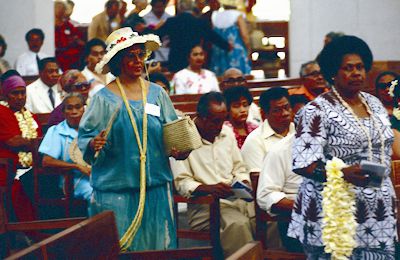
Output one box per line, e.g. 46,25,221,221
88,0,121,41
15,29,49,76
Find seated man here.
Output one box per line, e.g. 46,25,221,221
289,60,329,101
15,28,50,76
172,91,254,257
241,87,295,171
257,133,303,252
25,57,61,113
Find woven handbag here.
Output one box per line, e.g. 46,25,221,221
163,116,202,156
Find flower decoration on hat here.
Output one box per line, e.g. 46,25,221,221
95,27,161,74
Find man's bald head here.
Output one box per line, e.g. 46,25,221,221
220,68,246,91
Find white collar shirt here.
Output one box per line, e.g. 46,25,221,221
256,133,303,215
15,50,49,76
25,78,62,113
241,119,295,172
172,125,250,199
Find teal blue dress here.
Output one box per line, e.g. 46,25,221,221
78,82,178,251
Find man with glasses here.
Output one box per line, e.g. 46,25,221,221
289,60,329,101
48,70,90,127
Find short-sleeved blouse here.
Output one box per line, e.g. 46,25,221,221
289,91,397,250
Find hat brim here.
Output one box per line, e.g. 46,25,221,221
95,34,161,74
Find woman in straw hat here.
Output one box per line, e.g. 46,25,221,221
78,27,181,251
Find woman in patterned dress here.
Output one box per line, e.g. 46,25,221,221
288,36,397,259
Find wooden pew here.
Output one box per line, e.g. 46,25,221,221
250,172,306,260
174,194,223,259
226,241,263,260
21,76,38,86
6,211,215,260
170,77,304,115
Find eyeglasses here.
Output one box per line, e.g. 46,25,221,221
222,77,246,85
126,50,147,60
65,81,91,92
376,82,392,90
303,70,322,77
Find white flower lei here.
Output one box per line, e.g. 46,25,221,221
322,157,357,260
389,79,400,120
0,101,38,167
388,79,398,98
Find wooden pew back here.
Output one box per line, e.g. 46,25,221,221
5,211,119,260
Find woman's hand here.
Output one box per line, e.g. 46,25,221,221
90,130,107,152
170,147,191,160
77,165,91,176
342,164,370,187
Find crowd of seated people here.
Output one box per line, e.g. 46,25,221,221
2,1,400,259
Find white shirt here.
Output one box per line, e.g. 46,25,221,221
247,103,262,126
172,68,220,95
241,120,295,172
256,133,303,215
25,78,62,113
172,126,250,199
143,11,171,62
15,50,49,76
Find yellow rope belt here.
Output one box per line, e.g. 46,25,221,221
116,77,148,252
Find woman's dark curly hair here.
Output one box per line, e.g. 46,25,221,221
108,44,145,76
317,35,373,85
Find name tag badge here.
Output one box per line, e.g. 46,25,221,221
378,114,391,126
145,103,160,117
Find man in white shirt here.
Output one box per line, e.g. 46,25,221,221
241,87,295,171
81,38,107,97
26,57,62,113
257,133,303,252
172,92,254,257
15,28,50,76
143,0,171,63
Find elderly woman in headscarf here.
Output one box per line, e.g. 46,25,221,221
78,28,185,251
47,69,90,127
0,73,42,223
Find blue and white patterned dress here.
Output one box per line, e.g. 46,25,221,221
210,10,251,76
289,91,397,259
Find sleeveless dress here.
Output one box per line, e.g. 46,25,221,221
210,10,251,76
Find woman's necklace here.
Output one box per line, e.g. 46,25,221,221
331,87,385,163
0,102,38,167
115,77,148,251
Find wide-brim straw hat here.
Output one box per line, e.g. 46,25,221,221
95,27,161,74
